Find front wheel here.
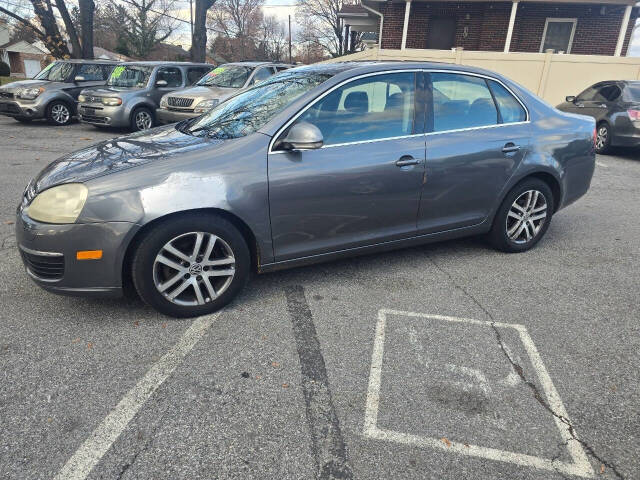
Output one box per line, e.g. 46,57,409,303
489,178,554,253
130,107,154,132
132,214,250,317
46,101,72,126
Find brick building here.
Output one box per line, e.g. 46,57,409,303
338,0,639,56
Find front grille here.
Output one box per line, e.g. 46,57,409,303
21,250,64,281
167,97,194,108
81,114,108,124
0,91,14,99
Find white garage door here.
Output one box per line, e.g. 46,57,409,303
24,60,42,78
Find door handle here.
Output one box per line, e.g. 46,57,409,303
395,156,421,167
502,143,521,153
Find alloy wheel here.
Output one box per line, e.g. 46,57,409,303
595,125,608,151
505,190,547,244
135,110,153,130
152,232,236,306
51,104,70,124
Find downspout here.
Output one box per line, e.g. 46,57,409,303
361,1,384,56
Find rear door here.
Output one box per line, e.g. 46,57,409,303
418,72,530,234
151,67,184,105
268,71,425,261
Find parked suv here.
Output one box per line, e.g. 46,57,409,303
0,60,116,125
557,80,640,154
77,61,212,131
156,62,293,124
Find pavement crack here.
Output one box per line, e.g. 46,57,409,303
427,253,625,480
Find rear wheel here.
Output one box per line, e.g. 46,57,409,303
595,122,611,154
130,107,154,132
489,178,554,253
46,101,72,125
132,214,250,317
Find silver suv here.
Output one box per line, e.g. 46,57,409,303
77,61,212,131
156,62,293,124
0,60,116,125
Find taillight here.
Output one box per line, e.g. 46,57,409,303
593,127,597,148
627,109,640,121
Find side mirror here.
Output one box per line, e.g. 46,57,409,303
156,79,168,87
279,122,323,151
74,75,86,82
566,95,576,103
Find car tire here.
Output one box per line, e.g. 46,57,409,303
130,106,155,132
595,122,612,154
131,213,250,318
488,178,554,253
46,101,73,126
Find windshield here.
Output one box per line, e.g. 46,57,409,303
107,65,154,88
196,65,252,88
34,62,75,82
623,84,640,102
183,71,332,139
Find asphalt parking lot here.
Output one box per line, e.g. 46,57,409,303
1,116,639,480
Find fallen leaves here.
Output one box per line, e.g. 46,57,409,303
79,137,92,141
282,383,289,388
87,342,93,350
600,464,605,474
441,437,452,448
271,361,280,368
3,220,14,225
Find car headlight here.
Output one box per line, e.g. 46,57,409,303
193,99,219,113
160,96,168,108
101,97,122,106
26,184,88,224
17,87,44,100
78,94,87,103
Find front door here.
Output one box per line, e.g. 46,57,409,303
268,72,425,261
419,72,530,233
426,17,456,50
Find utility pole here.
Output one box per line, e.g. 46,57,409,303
189,0,194,38
288,14,292,64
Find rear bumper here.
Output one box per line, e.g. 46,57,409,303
156,107,199,124
15,208,139,298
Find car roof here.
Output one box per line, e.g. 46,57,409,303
223,61,293,67
116,61,212,67
54,59,118,64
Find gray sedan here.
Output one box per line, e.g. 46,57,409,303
15,62,596,317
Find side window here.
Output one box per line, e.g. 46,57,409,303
276,66,290,72
576,86,599,102
488,80,527,123
250,67,274,85
77,64,106,81
296,72,415,146
431,73,498,132
187,67,211,85
598,85,621,102
156,67,183,88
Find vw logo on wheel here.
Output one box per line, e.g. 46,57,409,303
189,263,203,275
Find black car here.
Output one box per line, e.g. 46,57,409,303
557,80,640,154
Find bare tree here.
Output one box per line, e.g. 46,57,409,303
296,0,355,57
208,0,264,60
191,0,217,62
259,15,287,62
117,0,179,58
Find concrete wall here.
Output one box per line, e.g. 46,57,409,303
378,2,637,56
321,47,640,106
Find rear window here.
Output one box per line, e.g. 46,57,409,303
622,84,640,102
488,80,527,123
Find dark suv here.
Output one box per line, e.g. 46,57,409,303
0,60,116,125
557,80,640,153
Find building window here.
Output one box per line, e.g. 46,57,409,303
540,18,577,53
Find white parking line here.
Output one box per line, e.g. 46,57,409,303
363,309,594,478
54,313,219,480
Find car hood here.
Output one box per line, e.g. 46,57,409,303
173,85,237,99
81,86,144,96
31,124,218,193
1,79,64,92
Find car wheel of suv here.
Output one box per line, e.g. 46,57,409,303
131,107,154,131
595,122,611,154
46,101,72,125
132,213,250,318
489,178,554,253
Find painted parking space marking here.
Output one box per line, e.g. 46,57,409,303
54,313,220,480
363,309,594,478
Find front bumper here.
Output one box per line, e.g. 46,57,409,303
15,208,139,298
77,103,129,127
156,107,199,124
0,97,47,119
